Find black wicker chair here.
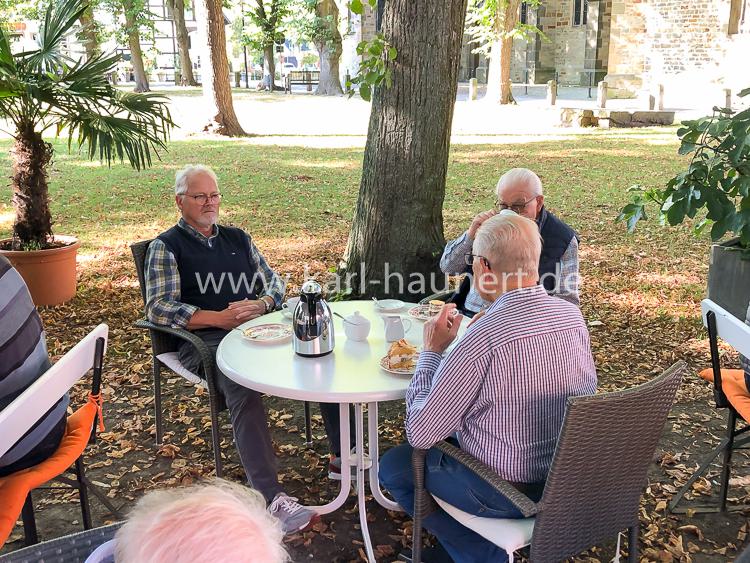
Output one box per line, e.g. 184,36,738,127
130,240,227,477
410,361,686,563
0,523,121,563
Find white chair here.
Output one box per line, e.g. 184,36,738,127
0,324,121,547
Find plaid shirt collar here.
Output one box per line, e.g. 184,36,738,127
177,218,219,247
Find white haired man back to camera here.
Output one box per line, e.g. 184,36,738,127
85,480,288,563
380,212,596,563
440,168,580,316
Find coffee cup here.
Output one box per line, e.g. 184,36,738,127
281,297,300,318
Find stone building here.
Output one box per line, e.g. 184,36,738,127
460,0,750,103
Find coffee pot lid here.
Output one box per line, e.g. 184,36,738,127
301,280,322,296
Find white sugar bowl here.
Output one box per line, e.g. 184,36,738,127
343,311,371,342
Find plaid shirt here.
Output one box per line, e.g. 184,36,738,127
406,285,597,483
145,219,286,328
440,213,580,311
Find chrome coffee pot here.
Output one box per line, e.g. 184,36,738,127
292,281,335,357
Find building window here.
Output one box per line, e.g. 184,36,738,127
520,2,528,25
729,0,747,34
573,0,588,26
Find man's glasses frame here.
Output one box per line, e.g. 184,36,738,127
182,193,222,205
495,195,537,214
464,253,490,267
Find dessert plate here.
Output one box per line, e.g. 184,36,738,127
407,304,437,322
239,323,292,344
379,354,419,375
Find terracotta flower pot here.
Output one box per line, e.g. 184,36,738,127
0,235,80,306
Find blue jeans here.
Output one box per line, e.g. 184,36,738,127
380,443,531,563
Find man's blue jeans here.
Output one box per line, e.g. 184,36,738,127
380,443,531,563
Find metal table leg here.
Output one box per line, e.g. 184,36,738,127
310,402,352,514
368,402,402,512
355,403,377,562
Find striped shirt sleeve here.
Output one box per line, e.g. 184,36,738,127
144,239,198,328
405,348,483,449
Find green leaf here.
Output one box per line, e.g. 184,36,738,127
387,47,397,61
359,83,371,101
349,0,363,15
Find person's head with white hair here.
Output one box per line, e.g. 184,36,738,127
114,479,288,563
471,211,542,301
173,164,222,237
494,168,544,221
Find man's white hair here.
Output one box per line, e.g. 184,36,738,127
495,168,543,198
473,212,542,279
115,479,287,563
174,164,218,195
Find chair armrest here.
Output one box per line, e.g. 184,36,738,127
432,440,539,518
134,319,216,378
418,290,455,305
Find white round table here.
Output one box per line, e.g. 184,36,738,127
217,300,443,563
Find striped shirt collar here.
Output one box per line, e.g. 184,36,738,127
487,284,547,314
177,218,219,247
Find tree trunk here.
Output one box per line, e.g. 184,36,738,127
199,0,246,135
10,124,54,249
486,0,519,104
314,0,343,96
263,43,276,91
341,0,468,300
169,0,198,86
123,2,150,93
78,6,99,60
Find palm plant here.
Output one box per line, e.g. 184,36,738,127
0,0,173,250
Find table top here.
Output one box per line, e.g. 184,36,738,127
217,300,462,403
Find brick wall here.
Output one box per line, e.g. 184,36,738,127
606,0,750,101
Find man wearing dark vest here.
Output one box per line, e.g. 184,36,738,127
144,165,317,534
440,168,579,316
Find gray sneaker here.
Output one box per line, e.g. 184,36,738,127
268,493,318,535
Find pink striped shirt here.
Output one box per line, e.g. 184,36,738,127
406,285,597,484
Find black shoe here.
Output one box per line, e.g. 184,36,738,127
397,544,454,563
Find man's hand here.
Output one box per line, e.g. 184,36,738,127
423,304,463,354
467,210,497,240
228,299,267,320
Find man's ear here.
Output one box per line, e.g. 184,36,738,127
175,195,183,211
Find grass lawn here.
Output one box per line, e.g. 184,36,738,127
1,130,744,560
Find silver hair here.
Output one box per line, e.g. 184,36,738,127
495,168,543,198
473,212,542,279
174,165,219,195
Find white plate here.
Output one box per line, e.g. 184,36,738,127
375,299,405,312
379,354,418,375
240,323,292,344
407,304,437,322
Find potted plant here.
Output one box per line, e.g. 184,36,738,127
618,87,750,320
0,0,173,305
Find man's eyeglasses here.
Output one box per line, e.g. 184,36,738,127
464,253,489,267
182,193,222,205
495,196,536,214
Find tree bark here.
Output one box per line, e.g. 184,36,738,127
199,0,246,135
10,124,54,249
263,43,277,91
78,6,99,60
169,0,198,86
123,0,150,92
341,0,468,299
485,0,519,104
314,0,343,96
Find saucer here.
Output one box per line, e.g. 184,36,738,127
375,299,405,313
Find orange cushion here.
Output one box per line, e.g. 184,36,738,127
0,401,97,547
698,368,750,422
